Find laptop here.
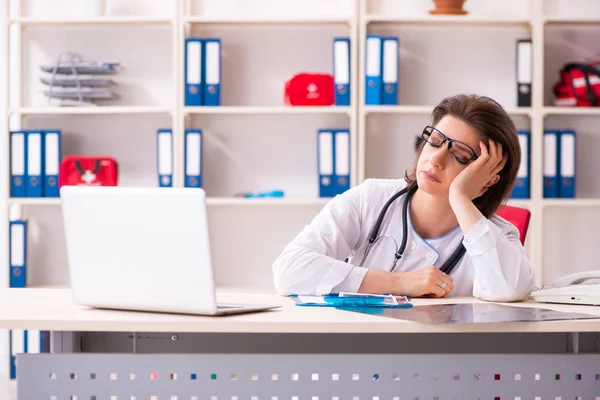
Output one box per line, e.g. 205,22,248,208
60,185,280,316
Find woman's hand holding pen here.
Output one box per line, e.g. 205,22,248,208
393,266,453,298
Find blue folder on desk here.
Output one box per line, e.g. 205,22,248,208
291,293,412,308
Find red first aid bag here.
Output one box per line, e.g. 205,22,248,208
284,73,335,106
553,62,600,107
59,156,119,188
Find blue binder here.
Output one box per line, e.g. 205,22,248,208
382,36,399,105
334,129,351,195
43,130,61,197
25,131,43,198
559,129,576,198
9,330,26,380
10,131,26,198
204,38,221,106
9,220,27,288
511,130,530,199
27,330,50,354
185,38,204,106
157,129,173,187
318,129,335,197
333,37,350,106
365,35,383,105
543,129,559,198
185,129,203,188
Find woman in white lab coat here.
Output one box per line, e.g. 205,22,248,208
272,93,535,302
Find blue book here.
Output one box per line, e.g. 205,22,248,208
333,37,350,106
25,131,43,198
543,129,559,198
184,129,203,188
382,36,399,105
185,38,204,106
365,35,383,105
511,130,530,199
9,220,27,288
333,129,351,195
559,129,576,198
10,131,26,198
318,129,335,197
157,129,173,187
204,38,221,106
43,130,61,197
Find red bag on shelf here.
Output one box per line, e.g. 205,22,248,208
553,61,600,107
284,73,335,106
59,156,119,188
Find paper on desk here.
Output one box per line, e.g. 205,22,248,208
292,293,411,308
345,303,600,323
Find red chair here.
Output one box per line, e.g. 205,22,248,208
496,205,531,245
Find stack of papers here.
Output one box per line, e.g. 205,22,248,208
291,292,412,308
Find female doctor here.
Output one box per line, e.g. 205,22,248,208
272,93,535,302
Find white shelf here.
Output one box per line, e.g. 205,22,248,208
543,106,600,116
184,106,351,115
184,16,350,25
8,198,61,206
364,14,531,25
543,199,600,208
9,16,173,26
364,105,532,116
9,106,173,115
7,197,329,207
544,16,600,25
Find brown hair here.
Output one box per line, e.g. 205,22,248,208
404,93,521,218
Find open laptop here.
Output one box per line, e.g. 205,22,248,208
60,185,280,316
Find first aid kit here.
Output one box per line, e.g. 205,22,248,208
59,156,119,188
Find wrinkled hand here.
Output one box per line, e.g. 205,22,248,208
449,140,507,201
394,266,454,298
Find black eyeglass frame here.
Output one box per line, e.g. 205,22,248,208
420,125,479,164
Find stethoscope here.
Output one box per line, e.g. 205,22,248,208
358,184,466,274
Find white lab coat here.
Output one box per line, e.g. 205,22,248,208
272,178,536,302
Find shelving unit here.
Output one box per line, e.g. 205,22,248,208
3,0,600,385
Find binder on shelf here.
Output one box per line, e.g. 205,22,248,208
334,129,351,194
516,39,532,107
333,37,350,106
511,130,530,199
26,330,50,354
382,36,399,105
10,130,26,198
543,129,559,198
204,38,221,106
185,38,204,106
559,129,576,198
9,329,25,380
318,129,335,198
365,35,382,105
9,219,27,288
185,129,203,188
157,129,173,188
26,130,43,198
43,130,61,197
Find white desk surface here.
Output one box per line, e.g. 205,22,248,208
1,287,600,333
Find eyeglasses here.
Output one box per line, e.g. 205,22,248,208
421,125,478,165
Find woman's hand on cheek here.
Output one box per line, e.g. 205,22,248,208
449,139,507,201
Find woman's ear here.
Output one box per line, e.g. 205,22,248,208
477,174,501,197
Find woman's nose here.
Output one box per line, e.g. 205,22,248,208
429,144,449,168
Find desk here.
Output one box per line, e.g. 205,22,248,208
1,288,600,399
